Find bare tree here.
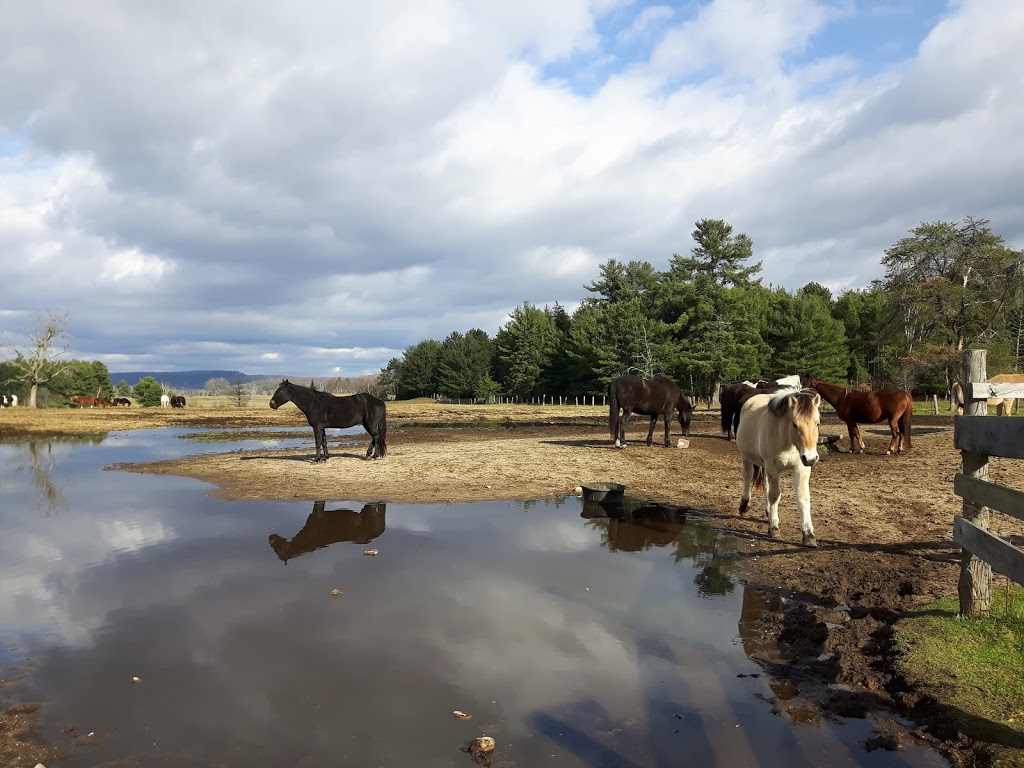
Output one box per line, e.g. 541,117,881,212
1,310,72,407
232,375,251,407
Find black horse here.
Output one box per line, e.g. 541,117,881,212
269,379,388,462
112,397,132,406
608,375,692,448
719,380,793,441
268,501,386,563
170,395,186,408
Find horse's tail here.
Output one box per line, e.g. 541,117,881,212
372,399,388,458
609,384,620,440
900,402,912,451
751,464,765,492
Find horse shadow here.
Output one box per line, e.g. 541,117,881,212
242,447,367,463
267,500,386,563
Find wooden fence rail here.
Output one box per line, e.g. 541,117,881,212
952,349,1024,617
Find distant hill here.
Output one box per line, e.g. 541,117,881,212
110,370,276,391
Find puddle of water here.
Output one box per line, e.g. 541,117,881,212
0,431,949,767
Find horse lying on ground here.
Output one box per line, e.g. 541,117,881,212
270,379,388,462
608,374,692,448
736,387,822,547
802,376,912,454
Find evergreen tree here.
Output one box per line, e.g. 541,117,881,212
133,376,164,406
398,339,442,399
764,286,849,381
436,329,493,399
494,303,560,397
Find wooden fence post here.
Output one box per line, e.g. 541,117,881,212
958,349,992,617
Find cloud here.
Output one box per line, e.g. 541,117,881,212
0,0,1021,376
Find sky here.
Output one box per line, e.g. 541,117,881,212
1,0,1022,378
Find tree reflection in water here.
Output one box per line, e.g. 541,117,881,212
12,437,102,516
582,500,739,597
268,500,387,563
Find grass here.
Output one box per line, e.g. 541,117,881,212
894,581,1024,763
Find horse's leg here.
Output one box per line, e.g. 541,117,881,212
793,466,816,547
886,417,899,455
662,409,672,447
618,410,630,448
765,472,782,539
847,421,863,453
321,426,331,461
646,415,657,446
738,458,754,516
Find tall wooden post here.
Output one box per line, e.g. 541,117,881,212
958,349,992,617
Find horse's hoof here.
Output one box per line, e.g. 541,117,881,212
768,527,781,539
738,500,749,516
802,533,818,548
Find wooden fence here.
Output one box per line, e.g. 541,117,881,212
953,349,1024,616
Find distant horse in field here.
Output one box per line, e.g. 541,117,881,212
737,387,822,547
608,375,692,448
720,377,798,441
0,394,13,408
170,395,186,408
268,501,386,563
70,395,96,408
801,376,912,454
160,394,170,407
270,379,388,462
94,397,113,407
112,397,131,406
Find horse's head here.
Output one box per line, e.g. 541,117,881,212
799,374,818,389
769,388,821,467
269,379,292,410
676,396,693,436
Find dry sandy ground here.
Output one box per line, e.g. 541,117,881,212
1,400,1021,766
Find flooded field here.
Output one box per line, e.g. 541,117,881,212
0,429,949,767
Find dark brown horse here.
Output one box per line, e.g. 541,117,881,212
268,501,386,563
719,380,796,440
270,379,387,462
608,375,692,448
801,376,912,454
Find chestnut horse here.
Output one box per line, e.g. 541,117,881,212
801,376,912,454
736,387,822,547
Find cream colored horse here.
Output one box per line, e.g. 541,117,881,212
736,387,822,547
952,374,1021,415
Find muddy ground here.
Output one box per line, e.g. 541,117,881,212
2,400,1022,766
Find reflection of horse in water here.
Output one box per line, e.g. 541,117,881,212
268,501,386,563
582,502,687,552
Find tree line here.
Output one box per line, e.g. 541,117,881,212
378,216,1024,404
3,216,1021,407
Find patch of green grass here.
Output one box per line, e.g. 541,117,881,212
894,583,1024,761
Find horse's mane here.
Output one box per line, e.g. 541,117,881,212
767,386,818,417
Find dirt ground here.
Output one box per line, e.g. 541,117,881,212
2,400,1022,766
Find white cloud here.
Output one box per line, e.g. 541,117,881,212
0,0,1021,376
